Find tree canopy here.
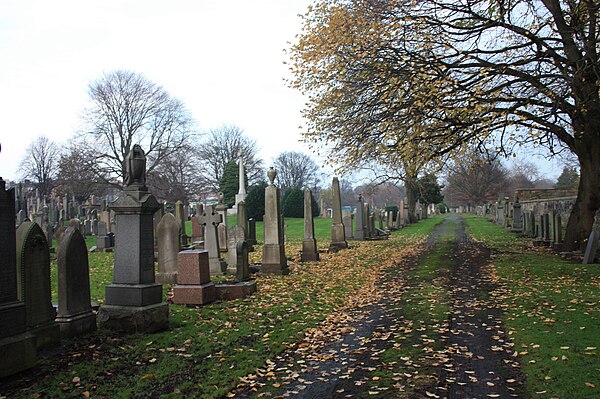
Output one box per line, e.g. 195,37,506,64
18,135,60,198
83,69,196,183
197,125,264,193
290,0,600,250
272,151,321,193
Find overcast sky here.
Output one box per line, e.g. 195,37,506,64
0,0,563,184
0,0,316,182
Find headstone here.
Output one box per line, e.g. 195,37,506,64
235,241,250,282
0,175,37,378
395,204,402,229
55,226,67,248
153,207,163,249
553,213,563,245
92,218,98,236
156,213,181,284
55,227,96,337
261,167,288,274
199,204,227,275
175,200,189,247
16,221,60,349
497,207,505,226
226,225,247,274
343,214,353,239
16,209,27,226
511,201,523,232
96,221,111,250
301,188,320,262
97,220,107,237
365,203,373,237
529,212,536,238
191,215,203,243
354,195,366,240
543,213,551,244
84,219,93,236
41,204,53,251
218,223,228,252
97,145,168,333
248,218,257,246
386,211,393,230
171,250,216,305
329,177,348,252
583,230,599,264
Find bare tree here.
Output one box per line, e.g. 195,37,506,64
83,69,197,183
147,144,206,203
272,151,321,193
197,125,264,192
55,143,108,203
18,136,61,197
443,151,508,207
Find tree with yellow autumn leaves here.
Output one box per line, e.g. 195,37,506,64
289,0,600,251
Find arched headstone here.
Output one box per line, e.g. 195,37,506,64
56,227,96,337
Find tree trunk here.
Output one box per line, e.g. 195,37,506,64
563,140,600,251
406,176,418,224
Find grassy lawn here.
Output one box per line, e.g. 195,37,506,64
464,215,600,399
22,216,441,399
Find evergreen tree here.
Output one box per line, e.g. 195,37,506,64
554,167,579,190
246,182,267,221
282,187,304,218
219,160,239,207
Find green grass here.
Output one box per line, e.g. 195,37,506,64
11,215,443,398
464,215,600,399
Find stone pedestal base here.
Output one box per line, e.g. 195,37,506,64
215,281,257,300
172,283,216,305
97,302,168,333
30,321,60,350
301,239,320,262
105,283,163,307
56,310,97,338
329,223,348,252
155,272,178,285
261,244,288,275
0,332,37,378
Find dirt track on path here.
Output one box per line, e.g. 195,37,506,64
234,216,526,399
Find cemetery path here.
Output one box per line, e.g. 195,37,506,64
231,216,525,399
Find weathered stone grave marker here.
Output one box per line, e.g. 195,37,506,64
17,221,60,349
301,188,319,262
156,213,180,284
329,177,348,251
0,174,36,378
261,167,288,274
56,226,96,337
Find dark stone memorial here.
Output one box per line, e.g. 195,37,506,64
56,227,97,337
97,145,168,333
0,169,36,378
17,221,60,349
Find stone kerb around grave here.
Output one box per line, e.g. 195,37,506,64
56,226,97,337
